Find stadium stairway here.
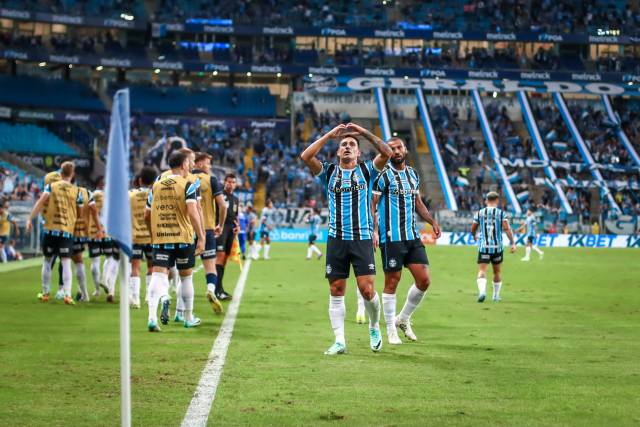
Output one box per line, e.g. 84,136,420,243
408,120,446,209
471,90,522,213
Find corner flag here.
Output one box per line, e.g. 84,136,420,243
103,88,133,427
104,88,132,256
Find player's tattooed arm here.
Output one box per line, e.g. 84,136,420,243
503,219,517,253
300,124,347,175
345,122,392,170
372,193,380,250
416,194,441,238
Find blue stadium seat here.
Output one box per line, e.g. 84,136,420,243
0,122,78,156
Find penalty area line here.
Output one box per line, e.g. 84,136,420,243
180,259,252,427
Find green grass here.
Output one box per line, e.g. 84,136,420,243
1,245,639,426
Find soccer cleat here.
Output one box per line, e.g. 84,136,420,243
174,311,185,323
387,329,402,345
147,321,161,332
317,253,323,260
38,292,50,302
396,318,417,342
106,294,115,303
324,342,346,355
369,327,382,352
520,257,530,262
184,317,202,328
492,296,502,302
55,289,65,300
63,296,76,305
75,292,83,302
92,289,100,298
160,298,171,325
217,290,232,301
356,312,366,324
206,291,224,315
477,293,486,303
131,303,140,309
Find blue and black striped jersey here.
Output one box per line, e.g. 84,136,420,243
473,207,509,253
373,165,421,244
317,160,380,241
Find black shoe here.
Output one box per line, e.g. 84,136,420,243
217,291,232,301
160,298,171,325
75,291,83,302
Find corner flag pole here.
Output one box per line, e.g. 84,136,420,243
103,88,133,427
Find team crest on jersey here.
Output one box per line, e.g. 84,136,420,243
388,258,397,268
326,264,332,274
161,178,177,186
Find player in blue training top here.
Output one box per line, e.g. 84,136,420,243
372,137,441,345
306,207,323,260
471,192,516,303
301,122,391,356
517,208,544,261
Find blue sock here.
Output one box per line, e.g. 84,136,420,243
206,273,217,288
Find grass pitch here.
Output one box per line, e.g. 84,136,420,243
0,244,638,426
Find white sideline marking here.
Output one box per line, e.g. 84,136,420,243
181,260,252,427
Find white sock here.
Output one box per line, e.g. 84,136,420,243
311,245,321,255
145,275,151,302
328,295,346,345
306,247,312,259
493,281,502,299
398,284,426,322
180,275,194,321
176,279,184,314
61,258,73,297
75,262,88,300
477,277,487,295
533,246,543,255
381,292,397,332
106,257,119,295
147,272,165,323
169,266,179,292
363,292,381,329
356,286,365,315
525,246,531,258
0,247,6,263
42,258,52,295
264,244,270,258
90,257,101,291
131,276,141,301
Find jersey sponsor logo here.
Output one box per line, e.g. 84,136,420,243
368,264,375,270
480,254,490,259
388,258,397,268
331,183,365,193
160,178,177,186
326,264,332,274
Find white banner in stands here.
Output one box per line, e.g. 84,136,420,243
430,232,640,248
0,106,10,118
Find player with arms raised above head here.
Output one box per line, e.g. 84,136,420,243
372,137,441,344
517,208,544,261
300,122,392,355
471,192,516,303
145,151,205,331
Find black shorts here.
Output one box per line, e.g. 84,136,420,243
73,238,87,255
200,229,217,260
89,239,120,259
260,230,270,239
132,243,153,261
0,235,7,244
43,233,74,258
477,251,504,265
248,230,256,242
325,237,376,279
380,239,429,272
527,235,535,244
152,244,196,270
308,233,318,244
217,226,235,255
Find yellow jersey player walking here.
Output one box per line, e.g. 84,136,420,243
71,185,102,302
27,162,84,304
0,205,19,263
145,151,205,331
192,152,226,315
129,167,157,309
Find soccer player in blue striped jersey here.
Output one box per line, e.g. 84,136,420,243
301,122,391,355
471,192,516,303
517,208,544,261
306,208,323,260
371,137,441,344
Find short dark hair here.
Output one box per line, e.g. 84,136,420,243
138,166,157,187
194,152,212,163
340,133,360,147
224,173,236,181
168,151,189,169
387,136,405,146
485,191,500,202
